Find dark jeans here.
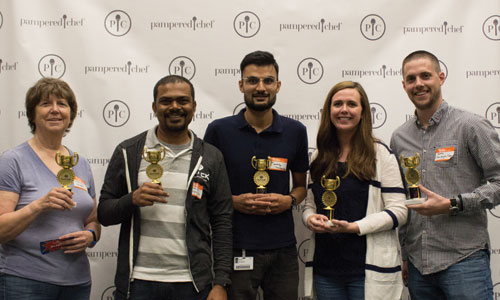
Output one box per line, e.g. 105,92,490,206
0,273,91,300
408,250,493,300
314,273,364,300
129,280,210,300
228,245,299,300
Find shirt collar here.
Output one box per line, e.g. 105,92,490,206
145,126,194,150
414,100,449,129
235,108,283,133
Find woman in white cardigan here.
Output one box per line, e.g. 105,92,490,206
302,81,407,300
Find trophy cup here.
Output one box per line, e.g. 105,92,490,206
321,175,340,226
251,156,271,194
400,153,425,205
142,146,166,185
55,152,79,192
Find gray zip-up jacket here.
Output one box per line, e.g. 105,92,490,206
98,130,233,299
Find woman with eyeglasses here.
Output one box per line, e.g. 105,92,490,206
302,81,407,300
0,78,100,300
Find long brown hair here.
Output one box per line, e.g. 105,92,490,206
310,81,376,182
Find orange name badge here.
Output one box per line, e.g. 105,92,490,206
192,182,203,199
268,157,288,172
435,147,455,162
73,177,88,192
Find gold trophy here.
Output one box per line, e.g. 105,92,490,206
55,151,79,192
400,153,425,205
321,175,340,226
251,156,271,193
142,146,166,185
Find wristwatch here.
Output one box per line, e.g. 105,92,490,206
449,198,459,216
289,195,297,209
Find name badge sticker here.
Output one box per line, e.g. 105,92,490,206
268,157,288,172
73,177,88,192
435,147,455,162
192,182,203,199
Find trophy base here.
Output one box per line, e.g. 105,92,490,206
325,220,335,227
405,198,426,205
256,187,267,194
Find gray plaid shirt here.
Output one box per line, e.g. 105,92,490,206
390,101,500,275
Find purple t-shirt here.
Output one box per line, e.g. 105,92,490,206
0,142,96,286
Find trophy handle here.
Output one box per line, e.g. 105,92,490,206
267,156,272,169
399,155,406,168
414,152,421,165
332,176,340,190
251,156,257,169
142,147,148,160
72,152,79,166
55,151,62,165
321,175,326,188
159,147,167,161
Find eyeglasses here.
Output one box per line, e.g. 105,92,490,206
242,76,277,86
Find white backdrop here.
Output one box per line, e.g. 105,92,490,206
1,1,500,299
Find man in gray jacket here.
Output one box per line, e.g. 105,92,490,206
98,75,233,300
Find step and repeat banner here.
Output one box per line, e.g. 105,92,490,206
1,0,499,299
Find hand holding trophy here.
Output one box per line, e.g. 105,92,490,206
400,152,425,205
143,146,166,185
321,175,340,226
251,156,271,194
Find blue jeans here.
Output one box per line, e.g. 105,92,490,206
228,246,299,300
314,273,364,300
0,273,90,300
128,280,210,300
408,250,493,300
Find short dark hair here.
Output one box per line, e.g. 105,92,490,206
25,78,78,134
402,50,441,75
153,75,195,102
240,51,279,78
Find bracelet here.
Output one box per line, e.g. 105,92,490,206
87,229,97,247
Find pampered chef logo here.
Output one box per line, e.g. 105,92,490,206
297,58,324,84
104,10,131,37
169,56,196,80
103,100,130,127
233,11,260,38
20,14,84,28
403,21,464,35
360,14,386,40
370,103,387,129
38,54,66,79
84,60,150,75
0,58,18,74
485,102,500,129
342,65,401,79
150,16,214,31
482,15,500,41
466,69,500,79
279,18,341,32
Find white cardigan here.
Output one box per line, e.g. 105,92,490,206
302,142,408,300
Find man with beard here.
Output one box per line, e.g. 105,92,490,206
98,75,233,300
391,50,500,300
204,50,309,300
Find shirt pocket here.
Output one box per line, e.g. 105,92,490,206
433,140,458,168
